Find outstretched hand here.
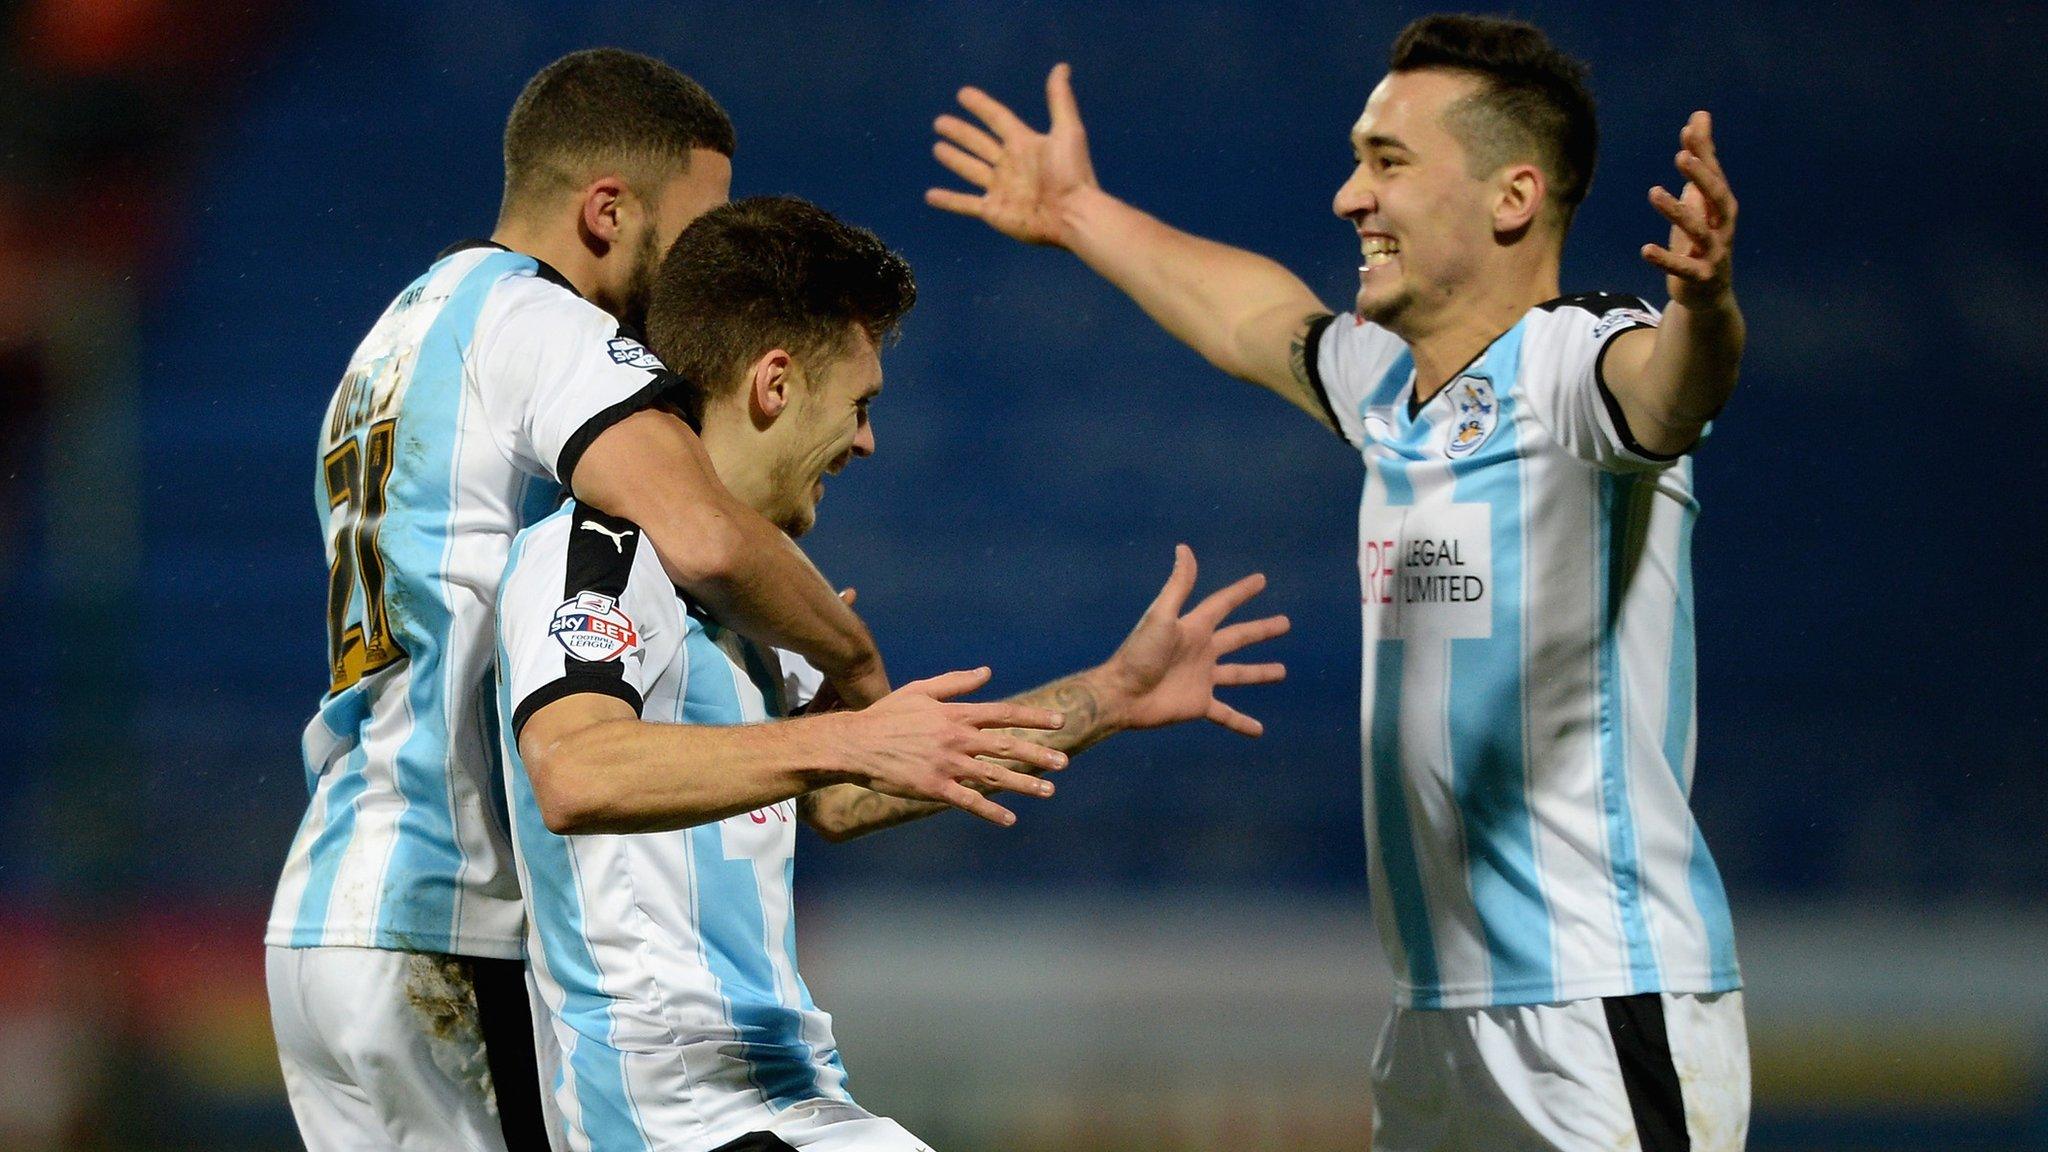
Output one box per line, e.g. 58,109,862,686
926,63,1100,247
831,667,1068,827
1099,545,1288,737
1642,111,1738,310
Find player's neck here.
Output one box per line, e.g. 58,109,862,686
488,219,608,309
1405,254,1560,404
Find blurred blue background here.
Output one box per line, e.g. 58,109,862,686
0,1,2042,1148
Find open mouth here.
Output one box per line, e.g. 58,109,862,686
1360,235,1399,273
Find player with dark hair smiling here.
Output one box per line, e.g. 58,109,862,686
495,195,1288,1151
931,14,1749,1150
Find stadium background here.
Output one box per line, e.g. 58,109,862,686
1,0,2042,1148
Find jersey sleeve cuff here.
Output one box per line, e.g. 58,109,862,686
554,375,672,490
512,675,644,740
1592,323,1693,463
1301,313,1347,442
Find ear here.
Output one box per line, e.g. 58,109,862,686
747,350,796,424
1493,162,1546,236
578,176,631,249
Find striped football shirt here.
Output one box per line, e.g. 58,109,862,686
497,501,864,1150
1305,293,1742,1010
267,242,669,958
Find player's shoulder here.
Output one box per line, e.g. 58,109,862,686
509,499,643,565
1528,291,1661,338
1535,290,1654,317
506,500,677,632
439,240,648,354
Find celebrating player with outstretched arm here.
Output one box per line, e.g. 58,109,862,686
497,196,1288,1151
931,15,1747,1151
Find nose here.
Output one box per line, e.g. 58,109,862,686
852,416,875,458
1333,164,1376,222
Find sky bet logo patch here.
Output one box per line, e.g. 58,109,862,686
606,336,663,371
550,591,639,662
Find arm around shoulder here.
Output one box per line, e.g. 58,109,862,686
571,408,890,705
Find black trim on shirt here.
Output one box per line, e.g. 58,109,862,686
1536,290,1651,316
555,373,673,491
511,674,643,738
1409,344,1490,421
1594,326,1689,461
506,502,651,737
433,239,582,298
564,503,643,602
1603,993,1692,1152
707,1134,801,1152
1537,291,1694,461
1300,312,1346,440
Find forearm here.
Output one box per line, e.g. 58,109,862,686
574,412,887,699
527,714,849,836
801,668,1123,842
1642,293,1745,430
1060,187,1329,401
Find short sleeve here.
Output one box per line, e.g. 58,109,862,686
470,274,670,490
1519,294,1688,472
501,503,681,738
1307,313,1409,449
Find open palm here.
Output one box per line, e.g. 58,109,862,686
1101,545,1288,737
926,63,1100,248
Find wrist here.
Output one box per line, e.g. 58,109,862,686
1073,661,1137,733
789,712,864,789
823,643,890,709
1057,183,1124,251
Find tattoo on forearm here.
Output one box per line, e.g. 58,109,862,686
816,674,1118,841
1005,676,1110,760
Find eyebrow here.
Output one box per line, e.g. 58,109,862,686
1356,133,1408,154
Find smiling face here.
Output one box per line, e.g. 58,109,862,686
696,323,882,539
765,328,880,538
1330,69,1507,338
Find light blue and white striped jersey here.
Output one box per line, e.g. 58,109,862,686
497,501,860,1152
267,242,671,959
1306,294,1741,1010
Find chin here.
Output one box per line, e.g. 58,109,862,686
1354,284,1412,329
778,508,816,538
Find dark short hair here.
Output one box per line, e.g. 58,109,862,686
646,196,917,425
1389,14,1597,225
500,48,736,215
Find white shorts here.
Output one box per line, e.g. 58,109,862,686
266,945,555,1152
1371,990,1749,1152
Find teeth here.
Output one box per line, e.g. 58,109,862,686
1360,236,1398,270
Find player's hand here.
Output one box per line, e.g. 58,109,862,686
1642,111,1737,310
828,667,1068,827
1095,545,1288,737
926,63,1099,248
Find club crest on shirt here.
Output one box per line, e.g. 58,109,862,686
1444,377,1498,458
606,336,663,371
550,591,639,662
